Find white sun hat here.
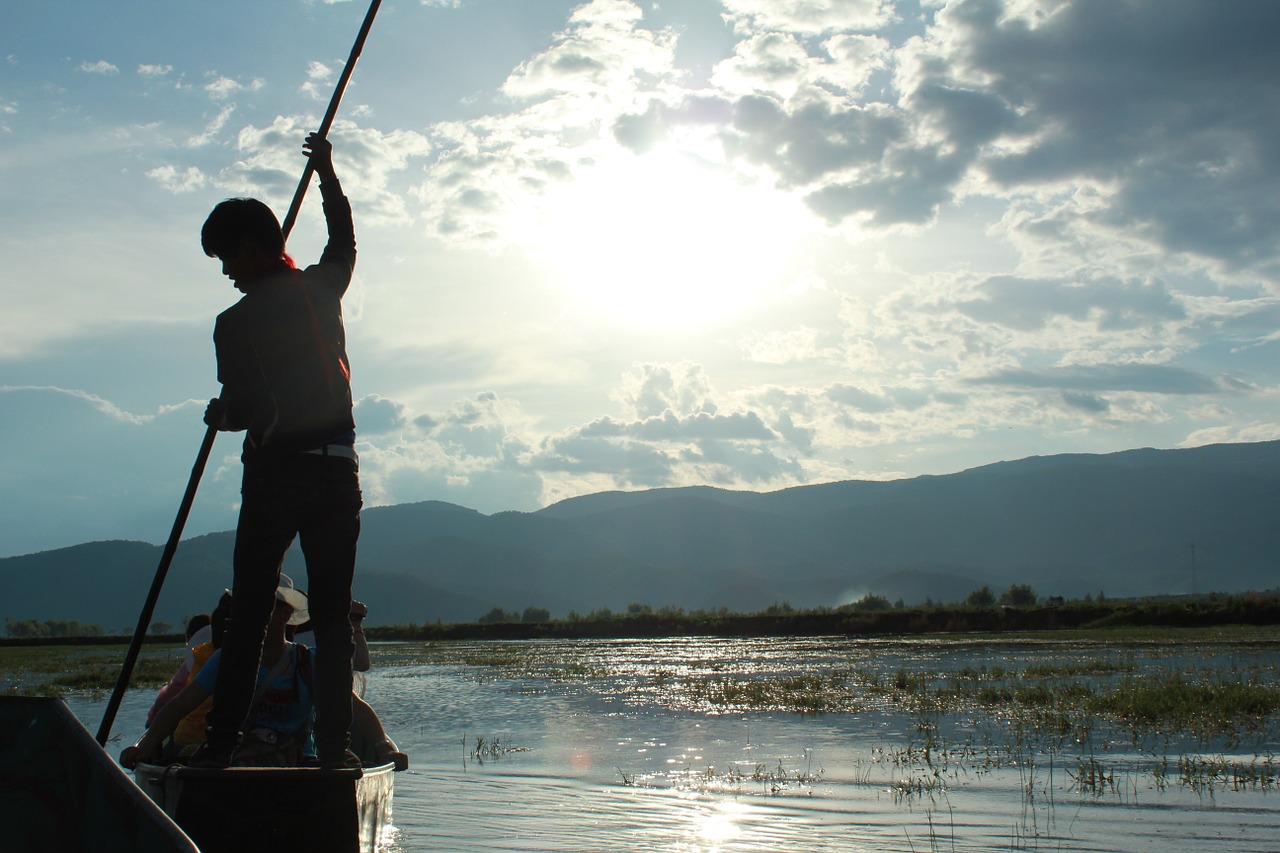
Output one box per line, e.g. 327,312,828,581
275,574,310,626
223,573,310,626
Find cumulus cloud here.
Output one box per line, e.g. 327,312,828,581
900,0,1280,270
712,31,889,100
78,60,119,75
346,391,546,512
502,0,674,99
349,362,809,508
522,362,805,491
137,64,173,77
587,0,1280,257
353,394,409,436
300,60,334,101
205,75,265,100
415,0,680,242
146,164,207,193
720,0,894,34
219,115,430,222
614,362,717,419
579,409,775,442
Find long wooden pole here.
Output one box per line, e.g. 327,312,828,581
96,0,383,748
280,0,383,239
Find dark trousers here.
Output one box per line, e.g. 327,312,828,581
207,453,362,757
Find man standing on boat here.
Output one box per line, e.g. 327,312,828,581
194,132,362,770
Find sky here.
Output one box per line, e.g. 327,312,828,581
2,0,1279,558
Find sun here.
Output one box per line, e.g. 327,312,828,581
525,148,806,331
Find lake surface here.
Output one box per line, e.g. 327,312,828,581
65,635,1280,852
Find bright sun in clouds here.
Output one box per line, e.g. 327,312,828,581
526,149,807,331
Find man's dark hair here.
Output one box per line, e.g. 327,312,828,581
201,197,285,259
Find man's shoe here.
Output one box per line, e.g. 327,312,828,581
319,748,362,770
187,741,234,769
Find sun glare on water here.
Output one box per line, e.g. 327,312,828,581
528,149,806,331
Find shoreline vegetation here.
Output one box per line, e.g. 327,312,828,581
4,588,1280,646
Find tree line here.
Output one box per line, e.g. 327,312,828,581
4,617,106,639
477,583,1055,625
373,587,1280,642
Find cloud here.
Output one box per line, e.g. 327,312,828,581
216,115,430,222
353,394,409,436
415,0,682,243
524,361,803,491
348,362,806,509
502,0,674,99
300,61,334,101
827,383,931,413
614,362,717,419
0,385,150,425
970,364,1225,396
204,75,265,100
348,391,546,512
78,60,119,75
0,387,235,556
954,275,1186,332
594,0,1280,254
712,31,889,100
899,0,1280,270
185,103,236,148
146,164,207,193
137,64,173,77
739,327,825,364
720,0,894,34
579,410,775,442
1182,422,1280,448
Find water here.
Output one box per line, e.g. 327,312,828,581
66,636,1280,852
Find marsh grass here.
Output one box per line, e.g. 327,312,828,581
465,733,530,763
680,672,858,713
1093,673,1280,739
1,645,180,696
646,755,825,796
367,639,1280,753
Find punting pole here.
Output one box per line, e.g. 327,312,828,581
96,0,384,748
279,0,383,239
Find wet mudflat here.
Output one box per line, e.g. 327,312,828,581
51,633,1280,851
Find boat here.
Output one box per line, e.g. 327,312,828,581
0,696,199,853
132,758,396,853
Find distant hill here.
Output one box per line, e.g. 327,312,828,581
4,441,1278,629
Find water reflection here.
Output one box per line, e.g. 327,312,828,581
55,634,1280,852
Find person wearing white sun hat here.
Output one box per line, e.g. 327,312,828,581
123,574,322,768
270,574,311,625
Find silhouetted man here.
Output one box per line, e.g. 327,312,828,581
194,133,361,769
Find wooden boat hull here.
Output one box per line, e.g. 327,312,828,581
133,760,395,853
0,696,199,853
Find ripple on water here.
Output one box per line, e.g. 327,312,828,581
54,635,1280,852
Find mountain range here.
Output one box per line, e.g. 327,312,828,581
4,441,1278,630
